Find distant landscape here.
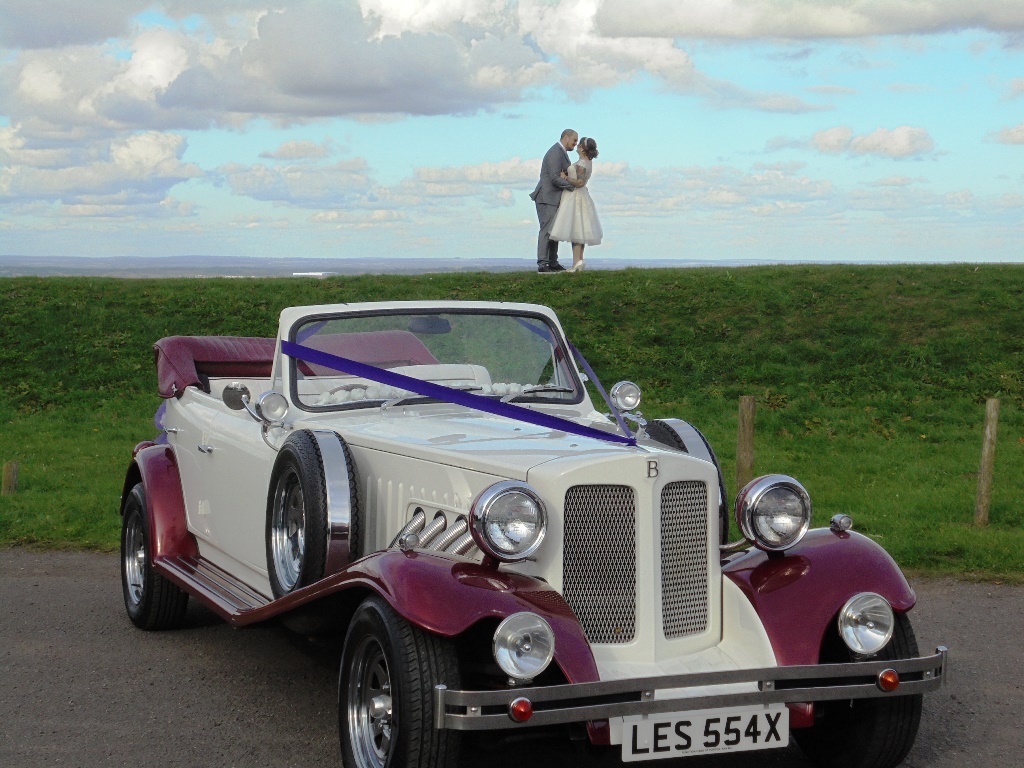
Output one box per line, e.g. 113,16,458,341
1,254,899,278
0,263,1021,579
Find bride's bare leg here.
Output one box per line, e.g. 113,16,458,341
572,243,585,266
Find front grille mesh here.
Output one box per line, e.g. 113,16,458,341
660,481,710,639
562,485,636,644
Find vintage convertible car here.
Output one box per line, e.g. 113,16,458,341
119,300,946,768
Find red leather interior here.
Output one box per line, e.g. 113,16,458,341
300,330,438,375
153,330,439,398
153,336,276,398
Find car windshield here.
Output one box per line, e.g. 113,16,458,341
288,310,581,410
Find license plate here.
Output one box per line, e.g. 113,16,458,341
620,704,789,762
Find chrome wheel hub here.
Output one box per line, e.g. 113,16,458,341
348,637,394,768
271,471,305,592
123,512,145,606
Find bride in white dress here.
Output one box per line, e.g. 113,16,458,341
548,136,602,272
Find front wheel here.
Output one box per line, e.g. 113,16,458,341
339,596,461,768
120,483,188,630
794,611,923,768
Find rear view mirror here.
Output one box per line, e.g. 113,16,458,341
408,316,452,335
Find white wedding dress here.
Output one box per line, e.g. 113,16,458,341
549,158,603,245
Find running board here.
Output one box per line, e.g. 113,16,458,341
157,554,271,621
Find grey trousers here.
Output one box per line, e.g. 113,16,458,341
535,203,560,267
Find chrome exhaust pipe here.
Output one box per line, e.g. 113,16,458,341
448,531,477,557
430,516,468,551
417,512,448,548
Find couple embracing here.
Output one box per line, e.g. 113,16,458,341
530,129,603,273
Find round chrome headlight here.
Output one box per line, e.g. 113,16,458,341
838,593,895,655
610,381,642,411
255,391,289,423
736,474,812,552
470,481,547,563
493,612,555,681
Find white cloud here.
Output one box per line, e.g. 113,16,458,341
807,85,858,95
416,158,538,184
0,126,202,210
260,140,334,160
1009,79,1024,98
113,29,191,96
850,127,934,156
0,1,137,48
17,59,66,103
993,123,1024,144
359,0,512,37
811,125,934,157
590,162,835,220
595,1,1024,39
812,126,855,153
871,176,916,186
215,158,373,206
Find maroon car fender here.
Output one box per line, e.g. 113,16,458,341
340,550,600,685
121,443,197,560
723,528,916,668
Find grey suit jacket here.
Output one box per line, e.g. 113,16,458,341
530,143,574,206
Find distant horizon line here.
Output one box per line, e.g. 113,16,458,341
1,253,1018,279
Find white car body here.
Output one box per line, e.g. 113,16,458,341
164,301,774,692
122,299,945,768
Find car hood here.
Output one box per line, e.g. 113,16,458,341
302,406,644,480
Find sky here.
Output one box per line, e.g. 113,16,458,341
1,0,1023,266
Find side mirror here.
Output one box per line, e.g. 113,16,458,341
225,385,290,427
222,382,251,411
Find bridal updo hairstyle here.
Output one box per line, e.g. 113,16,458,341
579,137,598,159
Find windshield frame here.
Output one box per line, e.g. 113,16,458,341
285,306,586,414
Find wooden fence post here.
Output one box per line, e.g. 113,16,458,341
2,461,19,496
736,396,756,493
974,398,1000,526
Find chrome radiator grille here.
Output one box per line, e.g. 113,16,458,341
562,485,636,644
660,481,710,639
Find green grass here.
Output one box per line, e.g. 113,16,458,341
1,265,1022,578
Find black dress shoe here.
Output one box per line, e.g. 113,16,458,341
537,265,561,273
548,262,567,272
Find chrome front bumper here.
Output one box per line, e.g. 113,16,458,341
434,647,948,731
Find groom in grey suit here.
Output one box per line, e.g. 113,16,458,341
530,129,583,272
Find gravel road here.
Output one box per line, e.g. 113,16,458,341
1,548,1021,768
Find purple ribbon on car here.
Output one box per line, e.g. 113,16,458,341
281,340,637,447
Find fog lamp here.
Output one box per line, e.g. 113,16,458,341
610,381,642,411
256,391,289,423
493,612,555,682
838,592,895,655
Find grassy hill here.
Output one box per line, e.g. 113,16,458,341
1,264,1021,578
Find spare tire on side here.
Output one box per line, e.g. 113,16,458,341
266,429,361,599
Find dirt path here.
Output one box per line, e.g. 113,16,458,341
1,548,1020,767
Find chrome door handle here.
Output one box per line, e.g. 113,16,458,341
165,427,180,434
198,444,214,454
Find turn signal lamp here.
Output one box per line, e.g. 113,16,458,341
877,669,901,692
508,697,534,723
